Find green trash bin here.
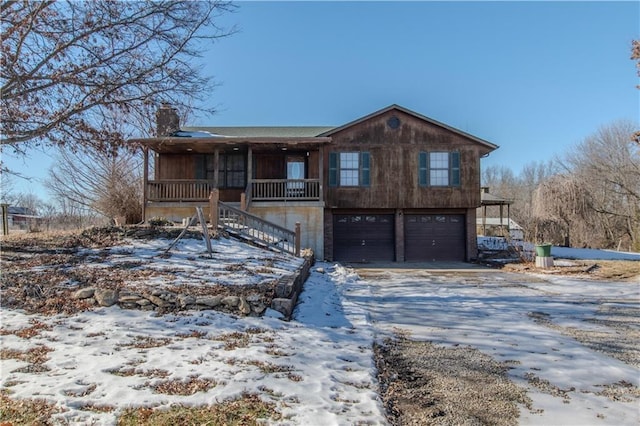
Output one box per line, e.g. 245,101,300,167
535,244,552,257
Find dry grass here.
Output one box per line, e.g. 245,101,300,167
0,391,62,425
246,360,294,374
117,392,281,425
215,331,252,350
117,336,173,349
78,403,116,413
175,329,208,339
502,259,640,281
106,367,170,379
150,376,218,395
0,345,53,365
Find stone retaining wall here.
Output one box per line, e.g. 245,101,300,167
72,253,315,320
271,253,314,319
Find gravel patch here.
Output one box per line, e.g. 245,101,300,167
375,336,533,425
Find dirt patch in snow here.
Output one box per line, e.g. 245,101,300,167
501,260,640,281
375,336,534,425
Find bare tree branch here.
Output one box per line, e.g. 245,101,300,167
1,0,236,151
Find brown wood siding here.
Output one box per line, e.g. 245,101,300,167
157,154,196,179
308,151,319,179
323,109,483,210
254,153,285,179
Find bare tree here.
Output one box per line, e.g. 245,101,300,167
562,120,640,250
46,147,143,224
1,0,235,152
632,40,640,144
0,170,16,204
532,174,592,246
481,161,557,241
13,192,43,215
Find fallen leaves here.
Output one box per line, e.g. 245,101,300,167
0,391,63,425
150,376,218,395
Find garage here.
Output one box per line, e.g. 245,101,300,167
333,214,395,262
404,214,465,261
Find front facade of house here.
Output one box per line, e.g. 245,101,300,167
133,104,497,262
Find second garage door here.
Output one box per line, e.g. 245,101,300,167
333,214,395,262
405,214,465,261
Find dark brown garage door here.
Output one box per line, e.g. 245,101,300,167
333,214,395,262
405,214,465,261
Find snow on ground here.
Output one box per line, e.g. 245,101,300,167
0,238,385,425
80,236,304,287
478,236,640,261
550,246,640,261
348,267,640,425
2,235,639,424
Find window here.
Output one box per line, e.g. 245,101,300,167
418,151,460,187
196,153,245,188
219,153,245,188
329,152,370,187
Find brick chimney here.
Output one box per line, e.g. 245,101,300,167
156,103,180,137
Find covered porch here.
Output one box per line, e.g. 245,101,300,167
136,135,331,219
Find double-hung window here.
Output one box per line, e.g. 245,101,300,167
419,151,460,187
329,152,370,187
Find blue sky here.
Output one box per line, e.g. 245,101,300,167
3,1,639,201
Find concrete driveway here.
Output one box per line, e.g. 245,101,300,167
342,264,640,425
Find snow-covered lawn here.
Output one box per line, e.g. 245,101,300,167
1,234,638,424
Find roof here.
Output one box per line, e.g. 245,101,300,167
181,126,336,138
8,206,35,215
132,136,332,154
481,191,513,205
131,104,500,154
318,104,499,152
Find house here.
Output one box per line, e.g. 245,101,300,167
132,104,498,262
6,206,40,228
477,187,522,240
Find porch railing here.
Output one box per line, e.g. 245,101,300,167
251,179,320,201
148,179,321,203
148,180,213,201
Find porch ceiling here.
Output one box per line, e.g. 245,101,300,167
131,136,332,153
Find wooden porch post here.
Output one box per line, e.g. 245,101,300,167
318,147,324,202
295,222,301,257
482,205,487,236
242,146,252,211
209,189,219,229
142,147,149,222
213,148,219,188
1,203,9,235
247,146,253,183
